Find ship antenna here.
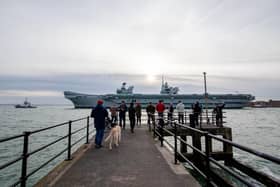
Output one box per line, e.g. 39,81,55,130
162,75,164,86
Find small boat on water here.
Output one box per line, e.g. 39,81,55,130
15,98,37,108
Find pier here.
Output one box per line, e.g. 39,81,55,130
42,126,200,187
1,113,280,187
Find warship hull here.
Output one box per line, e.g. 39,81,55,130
64,91,255,109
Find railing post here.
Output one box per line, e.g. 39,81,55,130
153,115,156,138
160,118,164,147
86,116,89,144
67,120,72,160
174,121,178,164
205,133,211,186
20,131,30,187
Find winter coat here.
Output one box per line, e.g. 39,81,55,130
91,104,108,129
156,102,165,113
135,104,142,117
176,103,185,114
128,106,136,120
146,104,156,114
119,103,127,116
110,106,118,117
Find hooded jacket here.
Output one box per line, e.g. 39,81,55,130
91,104,108,129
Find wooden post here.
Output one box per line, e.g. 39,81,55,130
223,128,233,166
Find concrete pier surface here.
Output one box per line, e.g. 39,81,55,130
47,125,200,187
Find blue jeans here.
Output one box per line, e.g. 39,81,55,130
95,128,105,146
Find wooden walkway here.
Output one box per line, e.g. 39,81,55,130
44,125,200,187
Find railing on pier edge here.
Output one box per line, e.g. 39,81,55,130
152,115,280,187
0,116,93,187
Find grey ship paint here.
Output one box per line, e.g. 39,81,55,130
64,82,255,109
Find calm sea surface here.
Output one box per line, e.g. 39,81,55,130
0,105,279,186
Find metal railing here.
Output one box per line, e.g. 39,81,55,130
0,116,94,187
153,116,280,187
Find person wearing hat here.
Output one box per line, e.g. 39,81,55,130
90,100,108,148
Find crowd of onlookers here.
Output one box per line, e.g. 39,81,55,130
90,99,225,148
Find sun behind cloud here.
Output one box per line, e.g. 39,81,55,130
146,74,157,83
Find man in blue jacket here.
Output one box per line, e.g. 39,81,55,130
91,100,108,148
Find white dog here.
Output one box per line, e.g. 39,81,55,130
105,125,121,150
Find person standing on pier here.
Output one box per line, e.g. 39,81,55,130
213,103,225,127
193,101,202,127
119,101,127,129
128,102,136,133
176,101,185,124
156,100,165,128
110,104,118,124
146,102,156,130
135,102,142,126
156,100,165,118
90,100,108,148
167,103,174,122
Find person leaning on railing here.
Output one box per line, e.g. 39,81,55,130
213,103,225,127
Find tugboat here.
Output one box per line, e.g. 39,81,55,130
15,98,37,108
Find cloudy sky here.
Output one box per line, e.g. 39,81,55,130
0,0,280,104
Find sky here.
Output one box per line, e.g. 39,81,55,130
0,0,280,104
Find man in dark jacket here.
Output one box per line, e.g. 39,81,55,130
193,101,202,126
128,102,136,133
146,102,155,131
213,103,225,127
91,100,108,148
119,101,127,129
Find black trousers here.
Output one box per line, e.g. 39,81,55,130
130,117,135,132
178,113,184,124
119,114,126,129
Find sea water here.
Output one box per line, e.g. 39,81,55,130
0,105,279,186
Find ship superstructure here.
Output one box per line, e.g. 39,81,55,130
64,81,255,109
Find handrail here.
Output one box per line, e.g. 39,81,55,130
208,134,280,165
26,147,69,179
0,134,24,143
28,134,68,156
71,117,88,123
0,116,93,187
0,156,23,170
154,116,280,187
209,157,255,187
30,121,69,134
